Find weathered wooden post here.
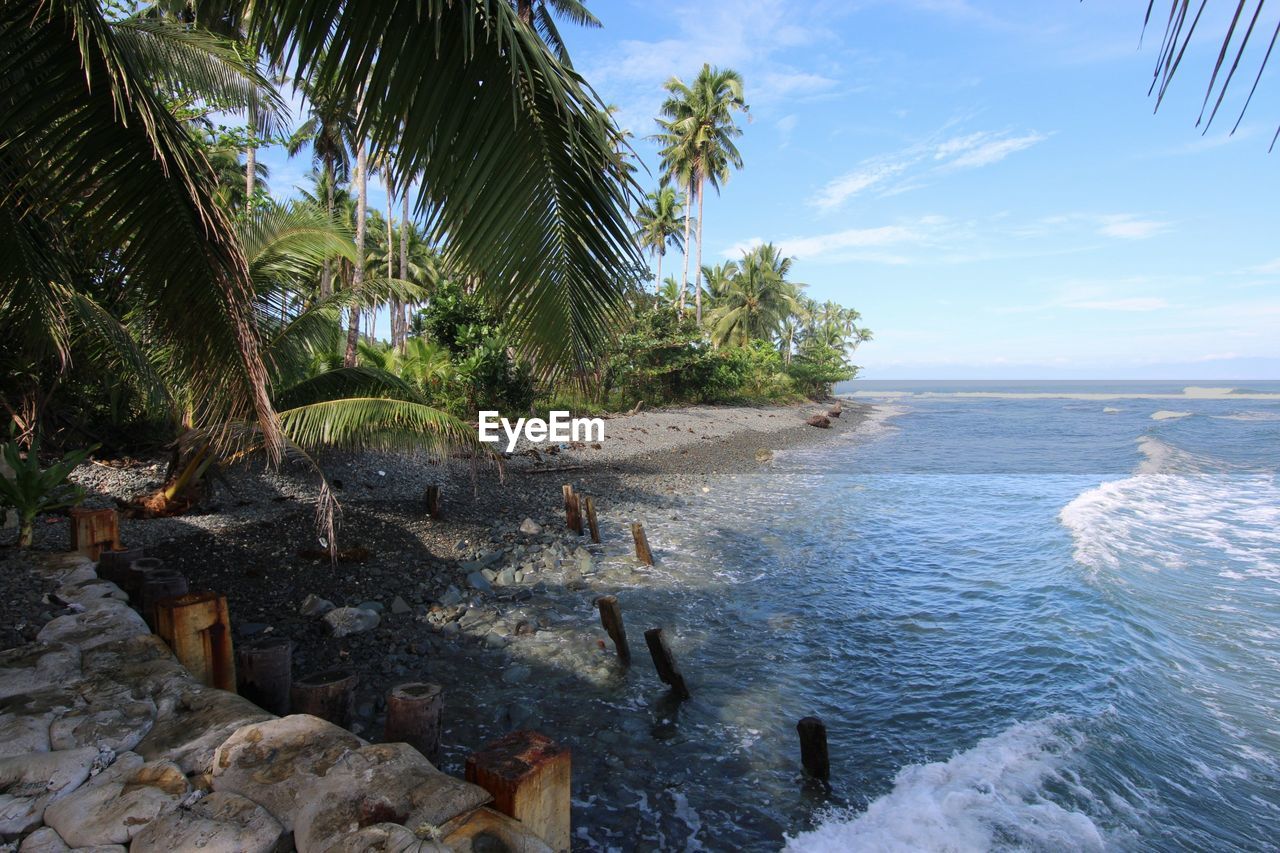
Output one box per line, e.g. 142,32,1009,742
236,636,293,715
425,484,442,519
561,484,582,534
796,716,830,784
583,496,601,544
466,731,571,853
123,557,164,599
643,628,689,700
631,523,653,566
154,591,236,691
290,667,358,728
384,682,443,759
97,547,144,585
595,595,630,666
69,508,120,560
139,569,188,629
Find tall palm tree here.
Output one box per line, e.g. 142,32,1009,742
655,64,747,323
635,186,685,292
707,244,800,348
287,81,354,299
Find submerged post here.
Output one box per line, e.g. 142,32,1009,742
583,496,601,544
466,730,571,853
291,667,358,728
631,523,653,566
643,628,689,700
425,484,442,519
154,591,235,691
796,716,830,784
384,682,443,760
595,595,630,666
236,635,293,715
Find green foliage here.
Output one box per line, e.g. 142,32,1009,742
787,343,856,397
0,442,96,548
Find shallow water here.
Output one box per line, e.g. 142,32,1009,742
441,382,1280,851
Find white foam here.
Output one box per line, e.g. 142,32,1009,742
784,717,1105,853
1151,410,1192,420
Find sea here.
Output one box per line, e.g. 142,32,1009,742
556,380,1280,851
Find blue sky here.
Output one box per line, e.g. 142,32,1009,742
261,0,1280,379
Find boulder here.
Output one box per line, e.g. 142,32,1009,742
130,791,283,853
323,606,380,638
51,579,128,609
805,414,831,429
0,747,99,836
78,636,191,719
293,743,491,853
465,572,492,593
0,687,86,758
0,643,81,701
18,825,127,852
518,518,543,536
48,697,156,753
135,687,272,775
211,715,363,833
44,753,189,847
36,603,149,651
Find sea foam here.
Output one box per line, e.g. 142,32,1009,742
783,717,1105,853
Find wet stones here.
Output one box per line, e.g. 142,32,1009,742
130,791,283,853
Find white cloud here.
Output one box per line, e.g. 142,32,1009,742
724,220,940,261
1248,258,1280,274
1062,297,1171,312
814,158,912,209
1097,215,1171,240
942,132,1048,168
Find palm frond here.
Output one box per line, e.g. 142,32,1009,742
278,396,496,463
273,366,420,410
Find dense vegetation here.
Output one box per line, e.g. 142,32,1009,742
0,0,867,528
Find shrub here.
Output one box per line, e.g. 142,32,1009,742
0,442,97,548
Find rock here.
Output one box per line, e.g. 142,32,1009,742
236,622,271,639
459,551,502,573
755,448,774,463
52,579,128,609
48,697,156,754
513,570,525,584
356,600,385,614
466,572,492,593
390,596,412,616
484,632,509,650
0,643,81,702
44,753,189,847
135,687,272,775
211,715,363,833
518,518,543,536
300,594,336,617
501,666,531,685
292,743,491,852
323,606,381,638
495,568,516,587
481,568,498,583
17,826,127,852
438,586,464,607
36,603,149,651
0,747,99,835
130,791,283,853
577,554,594,575
0,686,88,758
312,822,451,852
805,414,831,429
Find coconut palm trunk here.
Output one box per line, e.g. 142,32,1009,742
385,169,395,347
345,137,367,367
679,181,692,316
694,174,706,325
655,248,664,291
399,187,410,354
320,160,335,299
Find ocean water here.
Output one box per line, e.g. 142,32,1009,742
557,381,1280,851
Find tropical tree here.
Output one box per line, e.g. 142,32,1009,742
707,244,800,348
287,81,354,299
635,186,685,291
513,0,601,60
655,64,747,323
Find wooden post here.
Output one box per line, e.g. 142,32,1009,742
466,731,571,853
236,636,293,716
154,592,236,691
425,484,442,519
594,596,630,666
631,523,653,566
583,496,600,544
384,682,443,759
123,557,164,600
797,716,830,783
643,628,689,700
97,547,144,585
139,569,188,629
562,484,581,534
290,667,358,728
69,508,120,560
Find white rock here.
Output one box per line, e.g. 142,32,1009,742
36,604,148,651
0,747,99,836
323,606,380,638
130,791,283,853
44,753,189,847
211,715,363,833
519,518,543,535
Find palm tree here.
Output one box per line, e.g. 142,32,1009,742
287,81,354,299
635,186,685,292
655,64,747,323
513,0,601,60
707,244,800,348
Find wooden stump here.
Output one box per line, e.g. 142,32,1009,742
154,592,235,691
466,731,571,853
583,496,600,544
595,595,630,666
69,508,120,560
383,682,443,759
797,716,830,783
139,569,188,629
96,547,144,585
643,628,689,700
291,667,358,728
236,636,293,715
425,484,442,519
631,523,653,566
561,485,582,534
122,557,164,600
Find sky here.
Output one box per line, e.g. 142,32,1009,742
260,0,1280,380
